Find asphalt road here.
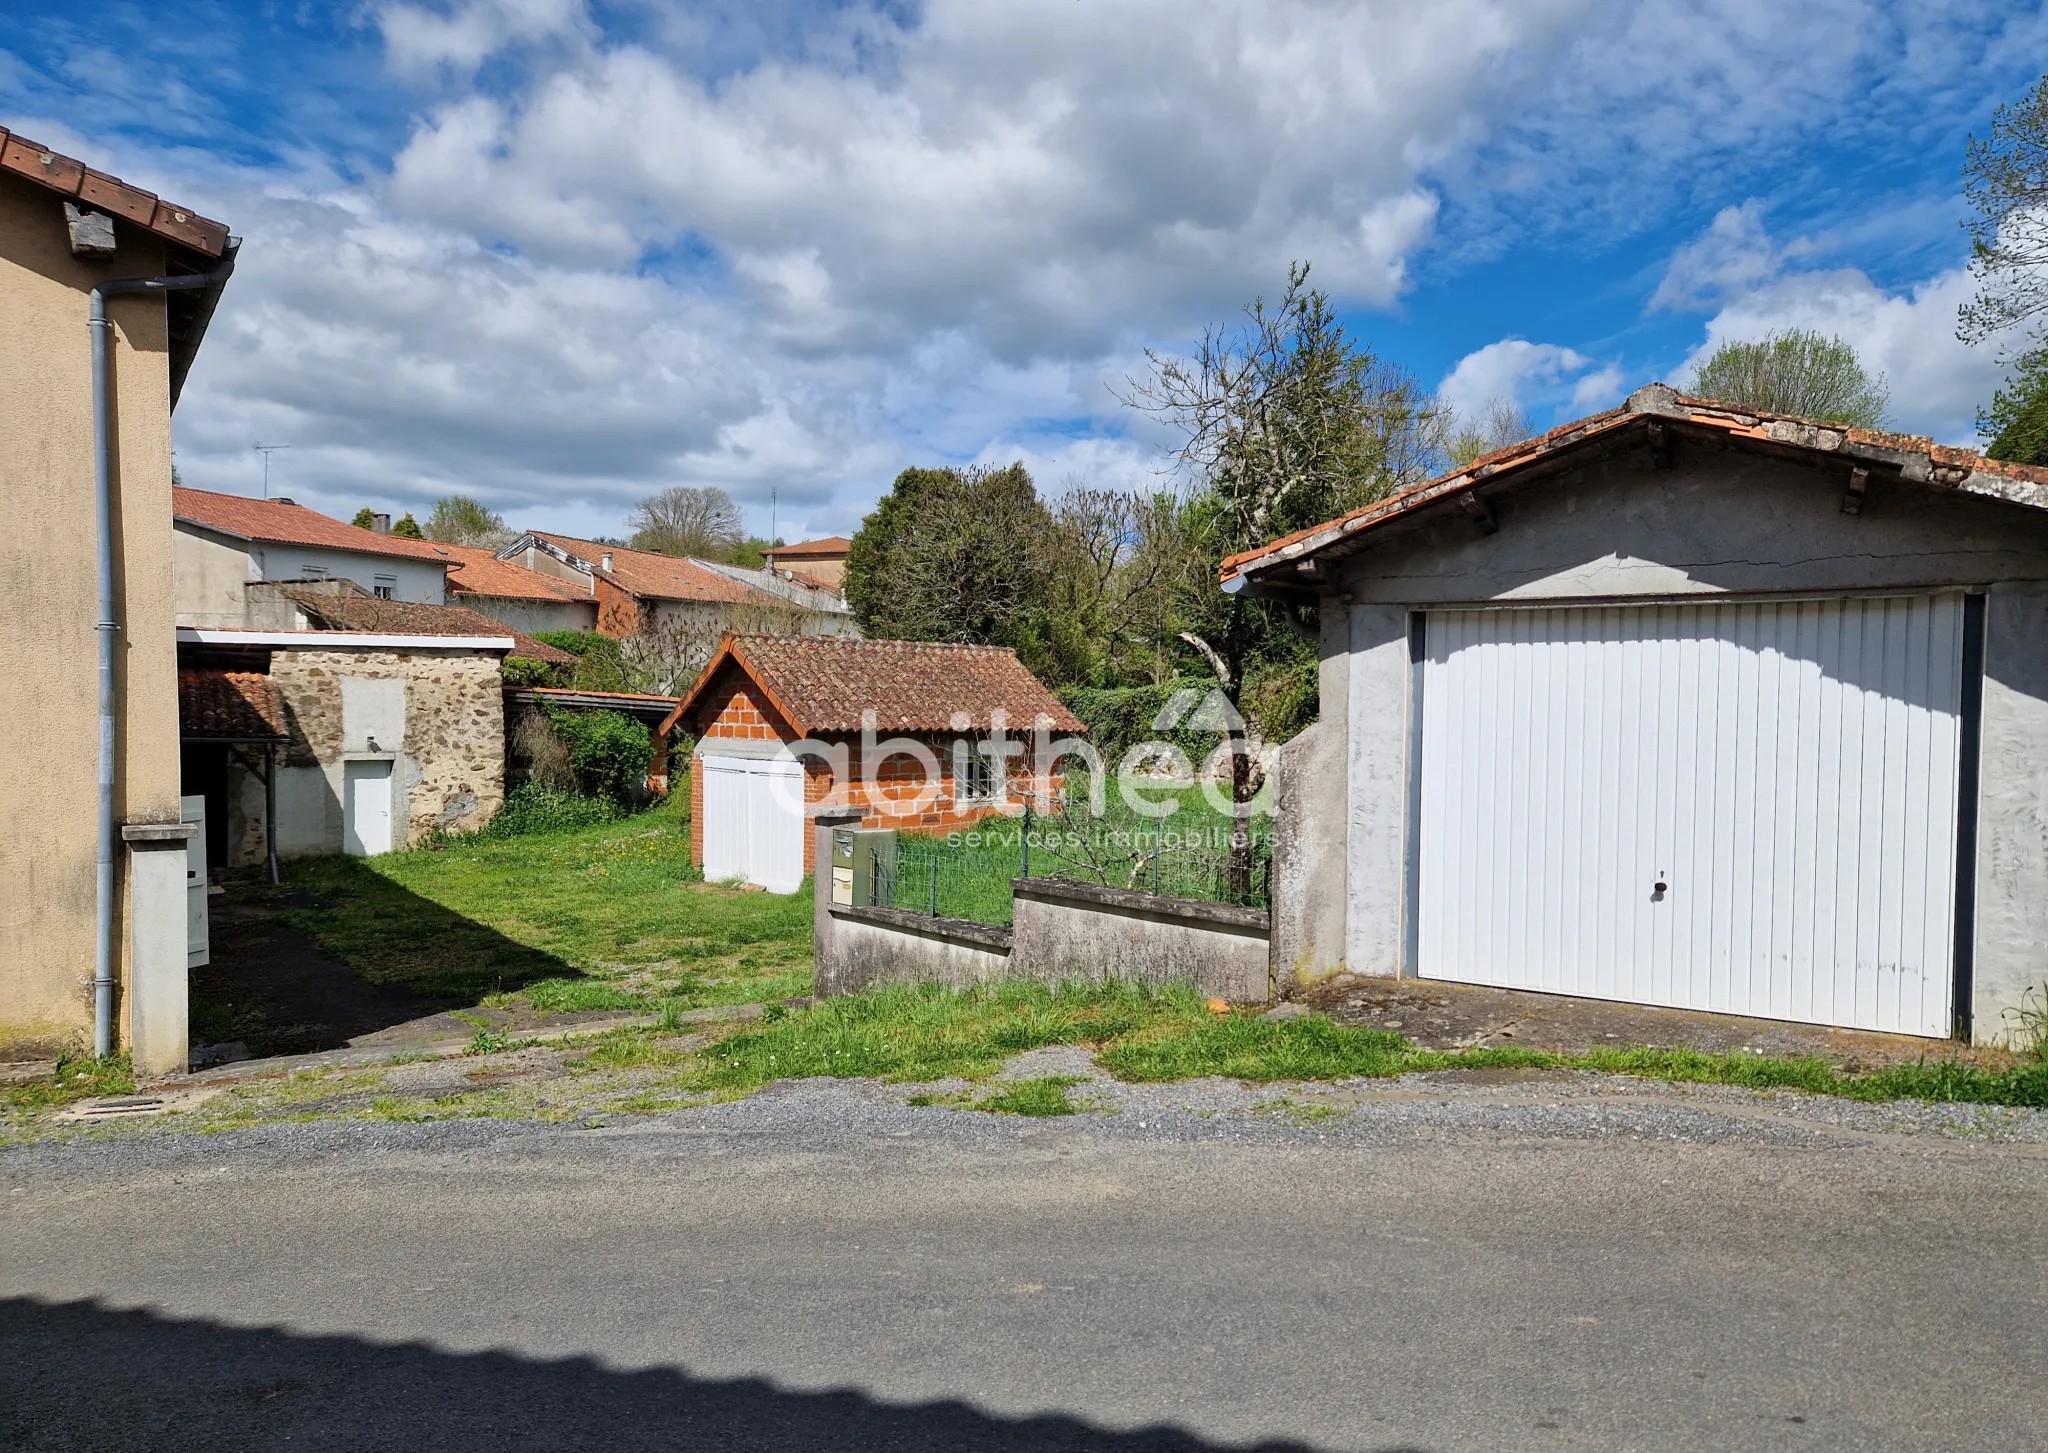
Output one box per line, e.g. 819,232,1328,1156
4,1081,2046,1452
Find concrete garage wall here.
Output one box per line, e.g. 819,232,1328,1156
814,824,1271,1001
1309,433,2048,1044
1975,583,2048,1043
1267,605,1352,996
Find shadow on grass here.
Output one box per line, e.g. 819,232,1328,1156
0,1299,1349,1453
278,856,584,1002
190,860,602,1058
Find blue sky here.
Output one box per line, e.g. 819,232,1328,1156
4,1,2042,541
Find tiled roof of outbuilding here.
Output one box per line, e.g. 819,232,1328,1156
278,589,575,664
677,634,1084,736
1219,384,2048,586
178,670,286,741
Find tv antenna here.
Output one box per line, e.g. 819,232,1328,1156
253,442,290,499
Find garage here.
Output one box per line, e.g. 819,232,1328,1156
1413,594,1974,1038
698,752,806,893
1228,384,2048,1044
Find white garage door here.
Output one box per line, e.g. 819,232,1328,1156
1415,595,1966,1037
699,753,806,893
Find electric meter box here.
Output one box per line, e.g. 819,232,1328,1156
829,826,896,907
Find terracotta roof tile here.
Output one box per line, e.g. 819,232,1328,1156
174,487,452,563
178,670,286,740
0,128,230,257
279,589,575,664
764,536,851,560
434,541,594,603
678,634,1083,736
1220,384,2048,582
530,533,758,604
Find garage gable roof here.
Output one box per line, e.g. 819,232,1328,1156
676,633,1085,737
1219,384,2048,589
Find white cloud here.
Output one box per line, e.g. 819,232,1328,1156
1659,211,2003,443
375,0,593,78
379,0,1581,357
7,0,2020,547
1438,339,1624,422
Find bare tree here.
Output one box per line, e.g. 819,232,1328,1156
1962,75,2048,345
619,596,810,697
1123,262,1431,893
1442,397,1534,468
630,486,746,560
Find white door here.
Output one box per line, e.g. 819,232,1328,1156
343,760,395,856
1416,595,1965,1037
699,754,805,893
181,794,208,968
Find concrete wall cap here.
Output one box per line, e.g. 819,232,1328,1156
121,822,198,842
1011,874,1272,932
829,904,1014,952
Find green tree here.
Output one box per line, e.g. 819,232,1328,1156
351,508,377,530
1689,330,1888,428
424,495,511,548
629,486,745,560
844,464,1058,650
1961,75,2048,345
1981,344,2048,464
390,512,424,539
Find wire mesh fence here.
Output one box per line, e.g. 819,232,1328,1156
872,787,1271,928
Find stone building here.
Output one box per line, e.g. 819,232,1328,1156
178,593,573,863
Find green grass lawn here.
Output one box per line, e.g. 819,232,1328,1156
280,789,813,1011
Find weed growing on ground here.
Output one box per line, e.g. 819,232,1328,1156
1,1054,133,1115
973,1076,1085,1116
683,980,1203,1092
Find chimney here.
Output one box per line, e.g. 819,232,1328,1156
273,497,295,506
601,552,614,572
371,512,391,534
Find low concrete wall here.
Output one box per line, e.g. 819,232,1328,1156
810,826,1272,1003
821,905,1013,996
1011,878,1270,1002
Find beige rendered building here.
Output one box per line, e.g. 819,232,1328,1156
0,130,236,1075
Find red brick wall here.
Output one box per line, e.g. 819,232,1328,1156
686,670,1066,880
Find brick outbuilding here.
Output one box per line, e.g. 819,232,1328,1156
674,634,1084,891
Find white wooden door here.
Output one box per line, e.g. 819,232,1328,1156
181,794,208,968
343,760,395,856
699,754,805,893
1416,596,1965,1037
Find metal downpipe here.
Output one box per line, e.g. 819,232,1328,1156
88,268,230,1060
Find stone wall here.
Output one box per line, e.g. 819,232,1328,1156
259,645,506,857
